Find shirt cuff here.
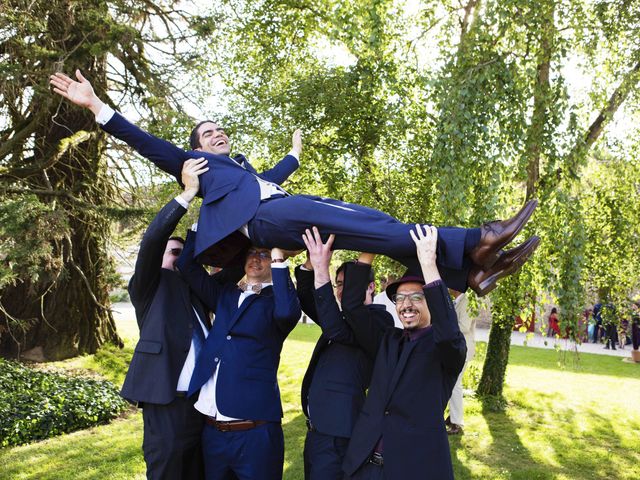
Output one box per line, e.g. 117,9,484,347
174,195,190,209
287,150,300,164
271,261,289,269
95,104,115,125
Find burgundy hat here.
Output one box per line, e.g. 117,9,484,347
386,274,425,301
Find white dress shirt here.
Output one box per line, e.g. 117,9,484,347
194,262,289,420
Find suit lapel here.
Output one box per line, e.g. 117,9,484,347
384,336,420,404
227,286,273,331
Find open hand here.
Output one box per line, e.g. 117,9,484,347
292,129,303,157
50,70,104,115
302,227,334,287
410,224,440,283
181,157,209,202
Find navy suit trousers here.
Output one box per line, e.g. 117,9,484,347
202,422,284,480
304,429,349,480
248,195,470,291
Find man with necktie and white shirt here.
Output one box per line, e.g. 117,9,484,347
176,227,301,479
122,158,242,479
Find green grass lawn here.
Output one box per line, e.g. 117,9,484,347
2,321,639,479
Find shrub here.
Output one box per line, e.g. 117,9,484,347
0,358,128,447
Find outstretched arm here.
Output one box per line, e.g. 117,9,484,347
51,70,190,179
260,129,302,185
50,70,105,116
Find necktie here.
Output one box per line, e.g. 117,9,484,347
192,314,206,359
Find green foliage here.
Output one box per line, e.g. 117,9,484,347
0,196,68,290
0,358,128,447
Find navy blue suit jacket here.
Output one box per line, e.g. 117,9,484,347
177,231,301,422
122,199,242,405
342,280,466,480
296,265,393,438
101,112,299,264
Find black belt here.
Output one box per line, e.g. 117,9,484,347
175,391,187,398
369,452,384,466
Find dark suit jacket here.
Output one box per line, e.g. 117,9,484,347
342,280,466,480
121,199,241,405
178,231,301,422
296,265,393,438
101,112,298,265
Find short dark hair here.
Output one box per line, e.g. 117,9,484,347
168,236,185,245
189,120,218,150
336,261,375,283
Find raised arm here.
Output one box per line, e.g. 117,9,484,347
295,257,319,322
302,227,355,343
412,225,466,374
51,70,189,179
128,158,207,321
260,129,302,185
270,248,302,336
340,255,394,358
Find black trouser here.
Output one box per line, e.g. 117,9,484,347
142,395,204,480
304,428,350,480
604,323,618,349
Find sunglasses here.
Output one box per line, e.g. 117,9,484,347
247,249,271,260
392,292,426,304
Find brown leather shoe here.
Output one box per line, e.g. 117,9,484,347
468,235,541,296
470,199,538,269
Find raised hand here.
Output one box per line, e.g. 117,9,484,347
301,226,335,288
180,157,209,203
49,70,104,115
409,224,440,284
292,129,303,157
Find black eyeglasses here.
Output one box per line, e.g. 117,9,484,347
392,292,426,304
166,248,183,256
247,249,271,260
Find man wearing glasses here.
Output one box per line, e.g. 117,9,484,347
176,228,301,480
295,227,393,480
341,226,499,479
123,158,242,479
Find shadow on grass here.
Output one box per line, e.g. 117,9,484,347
543,395,640,479
472,389,638,480
479,394,552,480
506,345,640,380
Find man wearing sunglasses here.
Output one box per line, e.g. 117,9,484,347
342,225,494,480
51,71,539,297
122,158,242,479
176,227,301,479
295,227,393,480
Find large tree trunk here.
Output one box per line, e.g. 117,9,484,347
477,0,554,397
0,1,121,360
